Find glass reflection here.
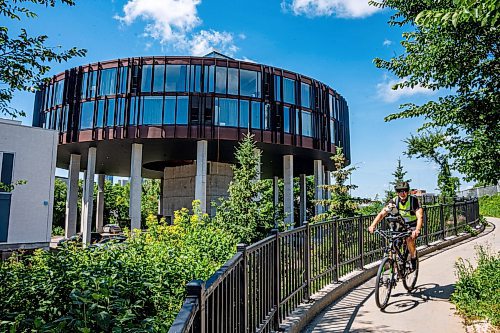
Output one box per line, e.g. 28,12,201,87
240,70,261,97
176,96,188,124
274,75,281,101
80,101,95,129
118,67,128,94
283,78,295,104
166,65,187,92
283,106,291,133
228,68,238,95
129,97,139,125
106,99,115,127
99,68,117,96
215,98,238,127
142,96,163,125
239,100,249,129
302,111,312,137
330,119,335,143
215,67,227,94
96,100,105,128
116,98,125,126
301,83,311,109
141,65,152,93
251,101,261,129
164,96,176,124
153,65,165,92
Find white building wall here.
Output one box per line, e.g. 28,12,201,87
0,119,57,249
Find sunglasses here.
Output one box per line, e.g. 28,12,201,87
397,189,408,193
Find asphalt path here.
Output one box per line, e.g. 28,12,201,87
304,217,499,333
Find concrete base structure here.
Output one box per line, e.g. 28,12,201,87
65,154,80,238
96,174,105,233
283,155,294,228
130,143,143,230
82,147,96,246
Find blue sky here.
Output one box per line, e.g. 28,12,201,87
5,0,473,199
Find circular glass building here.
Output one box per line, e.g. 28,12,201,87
33,52,350,236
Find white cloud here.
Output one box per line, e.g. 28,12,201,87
383,39,392,46
376,75,435,103
282,0,380,18
115,0,238,56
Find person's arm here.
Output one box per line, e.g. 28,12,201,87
369,208,388,233
412,207,424,239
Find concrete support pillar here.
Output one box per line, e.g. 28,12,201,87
158,177,164,215
82,147,96,247
314,160,324,216
80,170,87,234
96,174,105,233
65,154,80,238
195,140,208,213
273,176,279,227
283,155,294,228
299,174,307,226
130,143,143,230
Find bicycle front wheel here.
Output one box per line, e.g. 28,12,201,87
375,257,394,309
403,251,419,292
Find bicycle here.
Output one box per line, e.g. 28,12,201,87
374,216,419,309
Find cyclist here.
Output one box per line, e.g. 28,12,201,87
368,181,423,271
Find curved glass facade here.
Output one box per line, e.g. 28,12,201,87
33,56,350,160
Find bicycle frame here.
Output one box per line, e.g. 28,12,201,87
378,229,412,278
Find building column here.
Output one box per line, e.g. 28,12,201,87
325,170,332,200
273,176,279,228
314,160,324,216
299,174,307,226
130,143,143,230
65,154,80,238
96,174,105,233
195,140,208,213
283,155,294,228
82,147,96,247
80,170,87,234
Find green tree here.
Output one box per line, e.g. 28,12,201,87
313,148,361,221
141,179,160,224
1,0,86,117
371,0,500,185
52,178,67,230
213,133,272,243
405,131,460,199
385,158,412,202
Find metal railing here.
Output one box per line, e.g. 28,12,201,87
169,199,479,333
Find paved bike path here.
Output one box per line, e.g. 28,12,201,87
304,217,499,333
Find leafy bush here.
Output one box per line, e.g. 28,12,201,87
52,226,65,236
451,245,500,327
479,194,500,218
0,202,236,332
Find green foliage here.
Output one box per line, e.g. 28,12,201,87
0,0,86,117
357,201,384,216
451,245,500,326
141,179,161,224
385,158,411,202
479,194,500,218
51,226,64,236
0,179,27,192
313,148,362,221
52,179,67,230
404,131,460,199
371,0,500,185
213,133,273,243
0,202,236,332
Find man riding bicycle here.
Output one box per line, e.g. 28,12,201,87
368,181,423,271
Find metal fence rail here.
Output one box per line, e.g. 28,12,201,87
169,199,480,333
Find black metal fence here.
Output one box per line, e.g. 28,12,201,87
169,199,480,333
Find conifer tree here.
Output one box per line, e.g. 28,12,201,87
385,158,411,202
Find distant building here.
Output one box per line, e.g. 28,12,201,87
0,118,58,254
118,179,129,187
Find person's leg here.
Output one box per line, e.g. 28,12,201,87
406,237,417,270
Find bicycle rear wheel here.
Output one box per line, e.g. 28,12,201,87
403,251,419,292
375,257,394,309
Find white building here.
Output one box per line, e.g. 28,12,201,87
0,118,58,253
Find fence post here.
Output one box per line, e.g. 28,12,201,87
333,218,340,282
271,228,280,331
358,216,364,269
304,221,311,302
423,207,429,246
236,244,248,333
439,204,445,240
187,280,206,333
453,200,458,236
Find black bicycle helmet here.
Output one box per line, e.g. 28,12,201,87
394,181,410,191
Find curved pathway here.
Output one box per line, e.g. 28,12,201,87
304,217,499,333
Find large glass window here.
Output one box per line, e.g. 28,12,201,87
204,65,215,93
240,70,261,97
227,68,239,95
330,119,335,143
118,67,128,94
153,65,165,92
190,65,202,92
251,101,261,129
89,71,97,98
301,83,311,109
80,72,89,99
96,100,105,128
141,65,153,93
44,112,51,129
215,66,227,94
62,106,69,132
54,81,64,105
106,99,116,127
215,98,238,127
54,107,60,130
129,97,139,125
142,96,163,125
166,65,187,92
302,111,313,137
239,100,249,129
176,96,189,124
274,76,281,101
99,68,117,96
164,96,176,124
283,106,291,133
264,103,271,130
283,78,295,104
80,101,95,129
116,98,126,126
329,94,334,118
